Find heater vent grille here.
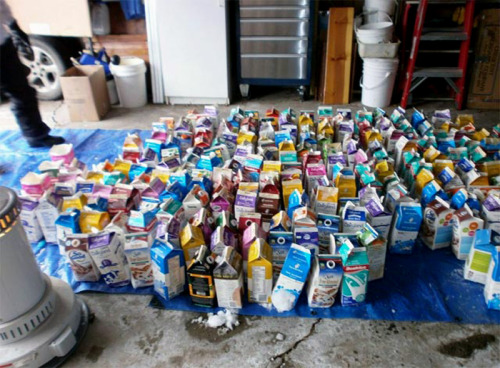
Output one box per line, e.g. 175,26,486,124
0,281,56,345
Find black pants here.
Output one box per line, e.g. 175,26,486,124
0,38,49,140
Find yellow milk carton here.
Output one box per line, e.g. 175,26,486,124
314,186,339,215
180,223,206,263
247,238,273,304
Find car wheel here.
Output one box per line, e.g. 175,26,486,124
18,37,67,100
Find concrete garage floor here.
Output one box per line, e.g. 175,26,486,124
1,90,499,368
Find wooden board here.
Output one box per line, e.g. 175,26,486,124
92,35,149,64
322,8,354,105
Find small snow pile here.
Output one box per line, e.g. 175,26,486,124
271,289,296,312
275,333,285,341
191,309,240,335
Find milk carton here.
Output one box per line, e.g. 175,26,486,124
248,238,273,304
271,244,311,312
317,213,340,253
342,202,366,233
234,190,257,220
451,207,485,260
88,232,130,287
484,246,500,310
341,247,369,306
464,229,495,284
365,199,392,240
268,231,293,282
389,200,423,255
294,227,319,255
150,239,185,301
55,209,81,256
180,223,206,264
124,238,154,289
364,237,387,281
307,254,343,308
35,191,61,244
241,223,266,270
19,196,43,243
187,245,217,307
210,225,238,256
213,247,244,309
65,233,100,282
314,186,339,215
421,197,454,250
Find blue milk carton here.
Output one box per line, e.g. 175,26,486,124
341,247,370,306
389,200,423,254
271,244,312,312
151,238,186,301
484,246,500,310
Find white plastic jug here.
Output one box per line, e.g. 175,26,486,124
91,3,110,36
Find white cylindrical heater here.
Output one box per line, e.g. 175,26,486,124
0,187,90,368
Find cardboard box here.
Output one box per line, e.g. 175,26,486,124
467,9,500,110
60,66,110,122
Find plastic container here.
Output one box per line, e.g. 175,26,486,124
360,57,399,108
358,39,400,58
91,3,110,36
355,11,393,44
364,0,396,18
110,57,147,108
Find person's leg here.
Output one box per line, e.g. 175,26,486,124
0,38,51,139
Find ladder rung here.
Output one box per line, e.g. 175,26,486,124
420,31,468,41
413,67,463,78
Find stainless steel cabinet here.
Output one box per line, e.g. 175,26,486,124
237,0,313,99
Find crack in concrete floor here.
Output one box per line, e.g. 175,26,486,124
269,318,322,368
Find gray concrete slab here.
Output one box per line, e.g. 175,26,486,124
0,93,499,367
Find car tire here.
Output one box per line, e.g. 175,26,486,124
18,37,68,100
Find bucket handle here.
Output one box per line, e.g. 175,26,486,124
360,71,392,90
354,10,392,33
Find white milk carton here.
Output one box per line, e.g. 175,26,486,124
307,254,343,308
271,244,311,312
451,206,485,260
124,238,154,289
88,232,130,287
484,246,500,310
35,191,61,244
464,229,495,284
421,197,454,250
341,247,369,306
19,196,43,243
150,238,186,301
389,199,423,255
341,202,366,233
213,246,244,309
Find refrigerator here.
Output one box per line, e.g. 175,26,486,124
146,0,231,105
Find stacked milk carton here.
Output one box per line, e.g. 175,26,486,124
17,103,500,312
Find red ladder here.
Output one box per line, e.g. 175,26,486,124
400,0,476,109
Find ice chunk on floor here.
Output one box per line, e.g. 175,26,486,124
272,289,296,312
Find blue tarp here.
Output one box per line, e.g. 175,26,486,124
1,129,499,324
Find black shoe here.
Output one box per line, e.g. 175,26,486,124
27,135,65,148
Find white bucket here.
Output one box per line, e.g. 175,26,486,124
360,58,399,108
355,11,393,44
110,56,147,108
364,0,396,18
